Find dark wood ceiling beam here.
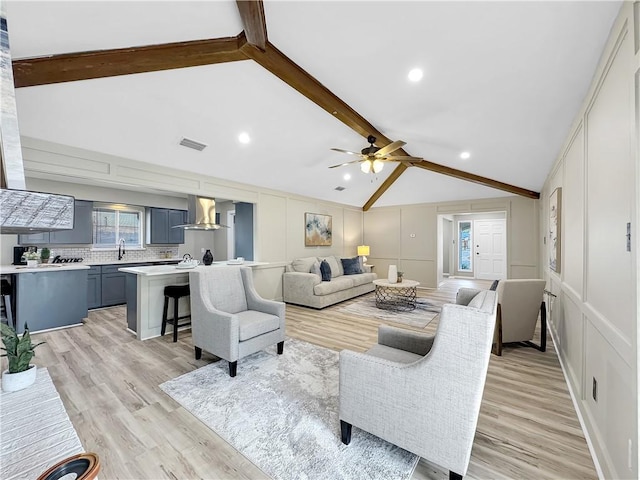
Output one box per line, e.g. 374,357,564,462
362,163,409,211
236,0,268,51
13,35,248,88
240,41,391,143
412,160,540,199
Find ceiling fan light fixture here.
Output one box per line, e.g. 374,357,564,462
361,160,372,174
372,159,384,173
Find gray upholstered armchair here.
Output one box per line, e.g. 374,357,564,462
339,289,498,480
189,266,286,377
458,279,546,356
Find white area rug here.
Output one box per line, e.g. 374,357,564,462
160,338,418,480
336,295,443,328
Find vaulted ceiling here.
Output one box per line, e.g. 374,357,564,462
6,1,621,209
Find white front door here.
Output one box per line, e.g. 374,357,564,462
475,219,506,280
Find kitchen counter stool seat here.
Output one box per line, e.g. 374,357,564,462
162,284,191,342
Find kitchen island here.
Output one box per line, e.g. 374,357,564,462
0,264,89,333
119,262,268,340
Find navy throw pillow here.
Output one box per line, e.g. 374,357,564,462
341,256,363,275
320,260,332,281
490,280,499,291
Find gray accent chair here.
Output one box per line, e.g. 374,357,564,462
458,279,546,356
189,266,286,377
339,289,497,480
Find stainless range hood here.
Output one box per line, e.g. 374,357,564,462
0,6,75,235
172,195,229,230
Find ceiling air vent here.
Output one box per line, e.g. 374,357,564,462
179,137,208,151
334,186,346,191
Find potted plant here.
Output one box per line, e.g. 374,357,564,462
397,271,404,282
40,247,51,264
21,250,40,267
0,323,44,392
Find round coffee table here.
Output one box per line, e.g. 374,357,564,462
373,279,420,311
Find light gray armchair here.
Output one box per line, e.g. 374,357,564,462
458,279,546,356
189,266,286,377
339,289,497,480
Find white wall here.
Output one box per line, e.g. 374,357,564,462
364,197,538,288
540,3,637,478
2,138,365,294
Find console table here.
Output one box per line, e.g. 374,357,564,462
373,279,420,311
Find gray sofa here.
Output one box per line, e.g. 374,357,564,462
283,255,377,309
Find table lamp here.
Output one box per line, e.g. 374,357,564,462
357,245,370,264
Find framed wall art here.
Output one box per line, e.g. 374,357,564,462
549,187,562,273
305,212,332,246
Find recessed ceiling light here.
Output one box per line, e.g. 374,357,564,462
343,173,351,181
238,132,251,144
408,68,423,82
460,151,471,160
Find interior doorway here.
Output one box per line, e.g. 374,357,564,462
437,211,507,283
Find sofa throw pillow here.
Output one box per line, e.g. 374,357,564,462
310,260,321,277
320,260,332,282
489,279,499,291
292,256,320,273
341,256,363,275
319,256,342,278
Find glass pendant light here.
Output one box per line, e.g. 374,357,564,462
360,160,372,174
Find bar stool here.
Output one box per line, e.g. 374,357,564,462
1,279,14,329
161,284,191,342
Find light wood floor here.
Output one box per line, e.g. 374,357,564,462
24,279,596,479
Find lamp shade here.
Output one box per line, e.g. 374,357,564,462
357,245,370,256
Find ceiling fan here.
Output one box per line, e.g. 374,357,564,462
329,135,423,173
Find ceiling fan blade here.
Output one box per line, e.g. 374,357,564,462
331,148,361,156
382,156,423,161
328,160,362,168
374,140,406,158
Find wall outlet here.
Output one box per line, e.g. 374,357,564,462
201,248,205,253
592,377,597,402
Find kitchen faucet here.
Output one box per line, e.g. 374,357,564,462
118,239,126,261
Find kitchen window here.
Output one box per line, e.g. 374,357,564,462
92,204,145,249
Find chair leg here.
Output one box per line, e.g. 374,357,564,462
449,471,463,480
161,296,169,336
277,341,284,355
172,297,179,343
492,303,503,356
229,361,237,377
340,420,352,445
195,346,202,360
524,301,547,352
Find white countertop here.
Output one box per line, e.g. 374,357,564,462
119,261,269,276
86,258,181,266
0,264,90,274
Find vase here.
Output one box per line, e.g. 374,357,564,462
2,364,37,392
202,249,213,266
26,259,37,268
388,265,398,284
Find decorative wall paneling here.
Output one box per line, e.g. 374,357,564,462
364,197,538,288
541,4,638,478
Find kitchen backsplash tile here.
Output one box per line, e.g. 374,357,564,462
48,246,179,263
